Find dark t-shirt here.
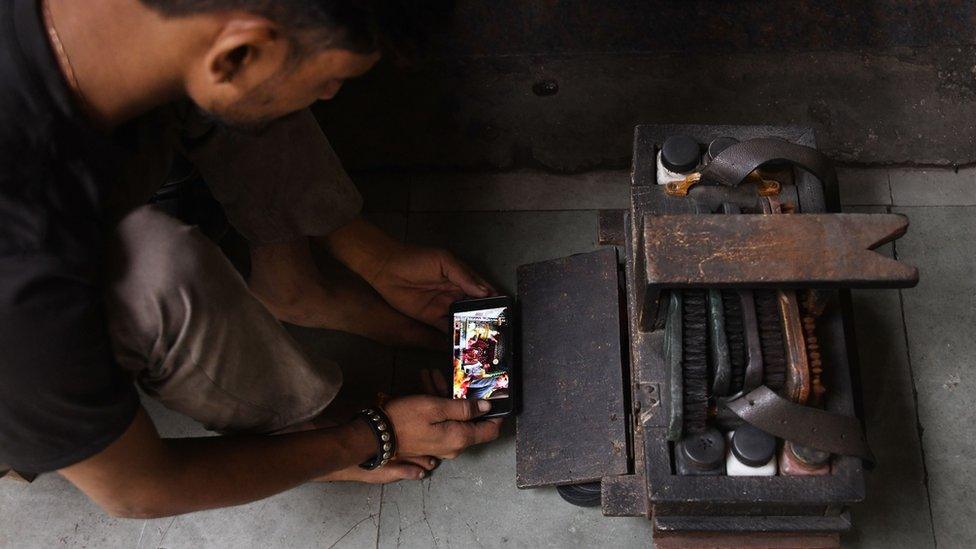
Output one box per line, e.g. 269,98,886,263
0,0,139,472
0,0,363,474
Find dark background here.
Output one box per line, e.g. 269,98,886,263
314,0,976,172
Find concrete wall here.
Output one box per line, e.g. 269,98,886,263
314,1,976,171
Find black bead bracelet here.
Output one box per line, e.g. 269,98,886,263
357,407,397,470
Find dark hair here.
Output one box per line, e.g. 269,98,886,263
139,1,386,55
141,1,455,63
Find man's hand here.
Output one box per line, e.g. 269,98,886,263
369,244,496,332
59,407,381,518
385,395,502,460
249,239,445,350
319,217,497,333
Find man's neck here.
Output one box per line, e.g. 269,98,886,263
44,0,197,130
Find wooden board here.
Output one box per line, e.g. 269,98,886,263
654,532,840,549
515,249,630,488
643,213,917,290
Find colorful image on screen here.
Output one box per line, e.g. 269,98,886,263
453,306,509,400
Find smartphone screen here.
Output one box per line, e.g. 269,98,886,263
452,301,512,402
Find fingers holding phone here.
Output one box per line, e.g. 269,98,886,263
384,395,502,460
450,297,516,419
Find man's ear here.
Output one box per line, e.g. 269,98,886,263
204,17,286,85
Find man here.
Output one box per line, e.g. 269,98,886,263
0,0,503,518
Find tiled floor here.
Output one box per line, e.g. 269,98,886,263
1,166,972,548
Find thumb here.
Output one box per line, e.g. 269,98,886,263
438,398,491,422
441,254,491,298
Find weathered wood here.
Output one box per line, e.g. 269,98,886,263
644,213,917,290
598,209,627,246
515,249,629,488
654,512,852,534
654,531,840,549
601,474,649,517
624,126,867,533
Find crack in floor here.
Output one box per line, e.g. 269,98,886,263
421,478,438,547
327,515,375,549
893,237,939,549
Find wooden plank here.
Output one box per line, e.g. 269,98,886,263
654,512,852,534
655,531,840,549
601,474,649,517
643,213,918,289
515,249,629,488
598,209,627,245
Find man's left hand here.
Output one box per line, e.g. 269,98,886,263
369,244,496,332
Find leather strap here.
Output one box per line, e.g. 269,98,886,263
700,137,838,190
725,386,874,463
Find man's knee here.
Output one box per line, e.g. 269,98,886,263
110,205,243,302
107,206,342,433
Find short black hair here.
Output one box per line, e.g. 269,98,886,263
139,1,385,54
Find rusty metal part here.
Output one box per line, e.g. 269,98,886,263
665,172,702,196
760,197,810,405
746,170,783,196
757,178,782,196
802,291,827,407
779,290,811,405
667,170,782,197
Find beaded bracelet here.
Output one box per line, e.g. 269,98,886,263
357,407,397,470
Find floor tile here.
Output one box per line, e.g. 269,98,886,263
409,170,630,212
376,437,654,549
837,168,891,206
0,474,144,548
893,205,976,548
845,289,934,548
0,436,382,549
889,168,976,206
127,482,382,549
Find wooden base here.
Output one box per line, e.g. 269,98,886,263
655,531,840,549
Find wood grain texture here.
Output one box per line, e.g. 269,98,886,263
515,248,629,488
643,213,918,289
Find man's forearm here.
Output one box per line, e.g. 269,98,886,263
316,216,402,284
61,409,375,518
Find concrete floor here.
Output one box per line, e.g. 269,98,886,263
1,166,973,548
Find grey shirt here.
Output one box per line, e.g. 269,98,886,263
111,103,364,244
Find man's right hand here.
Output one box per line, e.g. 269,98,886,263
384,395,502,460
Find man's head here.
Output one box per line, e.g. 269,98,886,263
139,1,386,126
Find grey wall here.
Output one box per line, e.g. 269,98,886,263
314,1,976,171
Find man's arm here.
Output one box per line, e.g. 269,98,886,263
248,238,444,350
60,397,501,518
315,216,403,284
316,217,496,332
60,407,376,518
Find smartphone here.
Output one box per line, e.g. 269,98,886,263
450,296,516,418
